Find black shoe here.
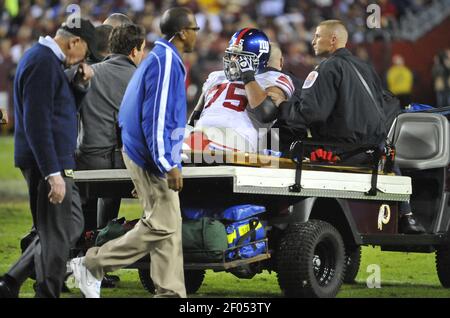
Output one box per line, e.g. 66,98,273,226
0,278,19,298
61,272,73,293
105,274,120,283
101,275,118,288
61,282,71,293
399,214,426,234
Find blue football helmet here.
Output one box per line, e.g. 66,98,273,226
223,28,271,81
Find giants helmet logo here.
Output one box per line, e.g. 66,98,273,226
258,41,270,58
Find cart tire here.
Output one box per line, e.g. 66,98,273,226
436,245,450,288
276,220,345,298
138,268,205,294
343,246,361,284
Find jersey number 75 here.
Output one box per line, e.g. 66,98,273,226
204,83,248,112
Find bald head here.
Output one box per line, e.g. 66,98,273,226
160,7,198,53
267,42,283,71
319,20,348,46
312,20,348,56
103,13,132,28
160,7,195,39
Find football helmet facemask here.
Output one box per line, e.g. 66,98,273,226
223,28,271,81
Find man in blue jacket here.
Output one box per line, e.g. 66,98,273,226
70,7,199,298
0,18,98,298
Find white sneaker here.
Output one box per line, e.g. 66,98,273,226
69,257,101,298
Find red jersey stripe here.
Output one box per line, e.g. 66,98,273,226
276,79,294,95
277,75,295,93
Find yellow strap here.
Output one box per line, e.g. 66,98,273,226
227,231,236,245
238,222,262,236
227,222,262,244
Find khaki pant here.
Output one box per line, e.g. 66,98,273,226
84,152,186,298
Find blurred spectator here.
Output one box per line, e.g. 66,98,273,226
432,49,450,107
91,24,113,62
195,0,223,34
387,54,414,108
125,0,145,12
0,0,444,131
10,25,32,64
0,108,8,124
355,45,370,62
283,41,314,83
380,0,399,29
0,38,15,131
258,0,285,18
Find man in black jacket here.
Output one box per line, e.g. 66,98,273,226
269,20,425,234
272,20,386,146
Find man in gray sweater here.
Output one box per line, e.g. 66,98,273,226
76,24,146,230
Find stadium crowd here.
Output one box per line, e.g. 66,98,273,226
0,0,448,124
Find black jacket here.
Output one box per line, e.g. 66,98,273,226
279,48,386,149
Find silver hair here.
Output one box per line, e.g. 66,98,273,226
55,28,77,39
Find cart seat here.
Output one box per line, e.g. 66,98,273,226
388,113,450,170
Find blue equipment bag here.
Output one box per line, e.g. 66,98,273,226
404,103,434,112
225,218,267,260
182,204,268,261
219,205,267,261
221,204,266,221
182,207,220,220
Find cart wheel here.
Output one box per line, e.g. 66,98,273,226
276,220,345,298
138,268,205,294
343,246,361,284
436,244,450,288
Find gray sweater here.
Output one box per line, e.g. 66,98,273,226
77,54,136,156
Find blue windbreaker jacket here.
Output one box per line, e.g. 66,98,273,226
119,38,187,176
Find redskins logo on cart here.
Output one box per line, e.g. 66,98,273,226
377,204,391,231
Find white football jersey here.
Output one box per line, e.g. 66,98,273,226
195,70,295,152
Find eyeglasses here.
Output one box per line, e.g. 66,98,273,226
184,26,200,32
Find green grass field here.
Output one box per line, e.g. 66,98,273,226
1,136,450,298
